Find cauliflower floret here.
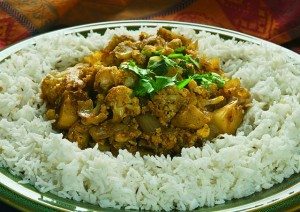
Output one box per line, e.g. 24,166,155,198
89,120,141,154
103,35,135,52
113,41,136,60
105,86,141,122
167,38,182,50
94,66,137,92
77,94,108,125
67,121,91,149
148,86,190,125
41,63,87,105
131,50,146,66
41,63,95,105
157,28,191,46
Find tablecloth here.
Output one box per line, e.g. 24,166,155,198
0,0,300,53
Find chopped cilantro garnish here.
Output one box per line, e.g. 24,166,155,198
120,52,225,97
167,53,200,69
121,61,177,97
177,73,226,89
147,55,178,75
120,61,151,77
193,73,226,88
176,77,192,89
174,46,186,53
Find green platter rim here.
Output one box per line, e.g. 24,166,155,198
0,20,299,211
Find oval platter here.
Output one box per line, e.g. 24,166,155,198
0,20,299,211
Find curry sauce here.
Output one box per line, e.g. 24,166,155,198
41,28,251,156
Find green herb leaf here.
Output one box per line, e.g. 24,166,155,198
152,75,177,92
147,56,166,75
134,78,154,96
120,61,150,77
162,55,178,67
121,60,179,97
167,53,185,59
176,77,192,89
147,55,178,75
192,73,225,88
174,46,186,53
121,54,222,97
134,75,177,97
176,73,225,90
167,53,200,69
186,55,200,69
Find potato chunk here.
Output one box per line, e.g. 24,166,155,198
171,105,211,129
212,100,244,134
56,92,79,129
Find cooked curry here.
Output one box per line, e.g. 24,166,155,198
41,28,251,156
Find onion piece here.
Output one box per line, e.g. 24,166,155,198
136,114,161,132
205,96,224,106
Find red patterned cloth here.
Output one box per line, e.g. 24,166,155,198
0,0,299,53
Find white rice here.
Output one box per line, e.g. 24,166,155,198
0,26,299,211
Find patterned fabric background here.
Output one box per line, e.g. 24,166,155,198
0,0,300,53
